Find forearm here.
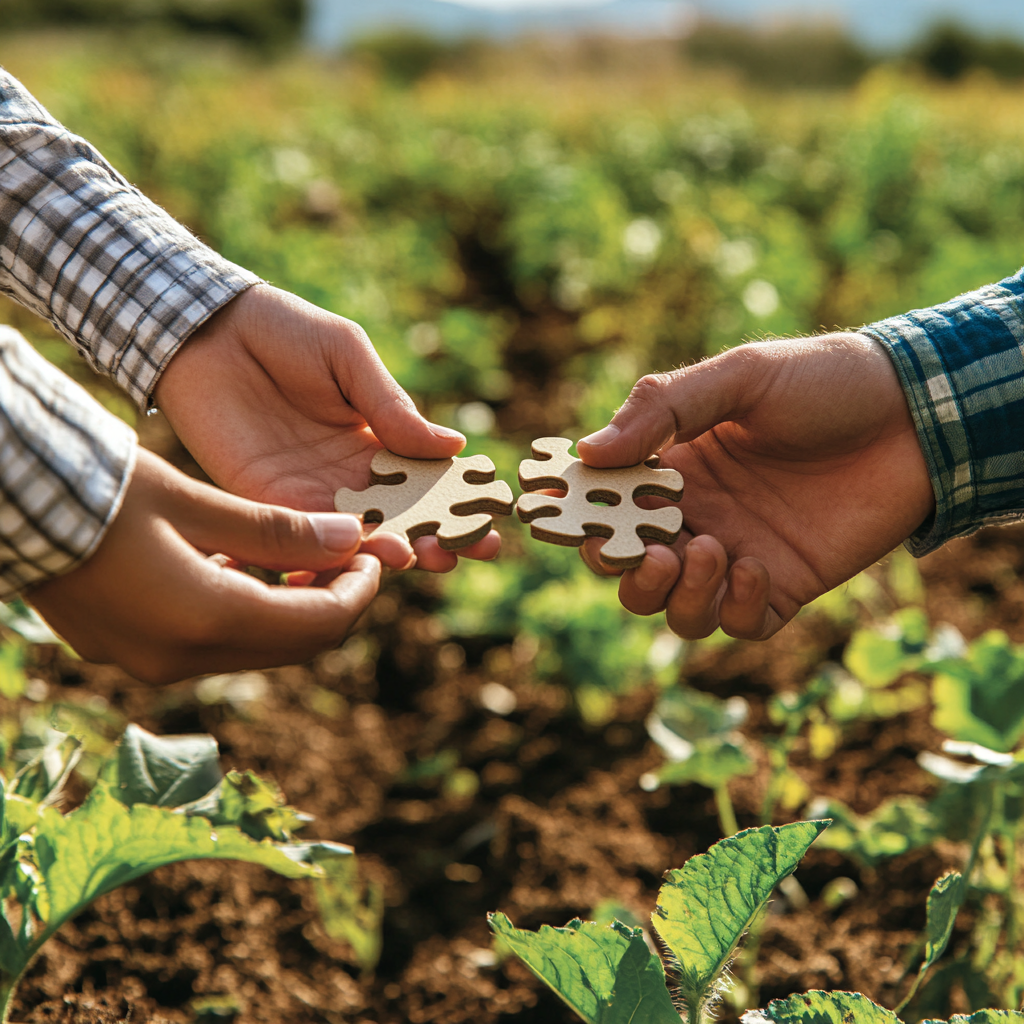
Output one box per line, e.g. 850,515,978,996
0,68,258,409
0,326,135,599
861,265,1024,554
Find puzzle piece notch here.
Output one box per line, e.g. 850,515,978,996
516,436,683,569
334,450,514,551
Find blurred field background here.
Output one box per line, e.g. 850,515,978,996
5,4,1024,1021
4,2,1024,692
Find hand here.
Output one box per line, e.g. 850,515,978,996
575,333,935,641
152,284,501,572
28,449,390,685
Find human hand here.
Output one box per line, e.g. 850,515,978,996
153,284,501,572
28,449,395,685
575,333,935,640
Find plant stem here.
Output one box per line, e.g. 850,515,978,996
715,784,738,837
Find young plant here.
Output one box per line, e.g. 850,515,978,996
0,723,362,1020
490,820,828,1024
490,821,1024,1024
642,685,753,836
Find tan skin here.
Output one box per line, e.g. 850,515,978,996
28,284,502,683
30,450,383,686
152,283,501,571
575,333,935,641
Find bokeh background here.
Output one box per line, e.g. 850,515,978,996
3,3,1024,1023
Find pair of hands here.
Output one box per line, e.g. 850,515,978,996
30,282,934,683
30,285,498,684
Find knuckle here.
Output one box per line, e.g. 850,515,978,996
628,372,676,408
255,507,306,563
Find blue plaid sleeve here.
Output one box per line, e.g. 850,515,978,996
860,266,1024,556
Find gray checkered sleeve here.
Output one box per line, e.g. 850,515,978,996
0,69,261,597
0,68,259,408
0,326,136,599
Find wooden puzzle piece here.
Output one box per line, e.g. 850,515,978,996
516,437,683,569
334,450,514,551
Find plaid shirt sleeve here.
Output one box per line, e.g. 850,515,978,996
0,69,260,597
0,326,135,599
0,68,259,407
861,265,1024,556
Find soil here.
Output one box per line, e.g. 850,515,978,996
9,425,1024,1023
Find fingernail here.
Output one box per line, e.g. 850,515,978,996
431,425,465,441
579,424,620,446
732,569,755,603
309,513,362,553
684,552,715,588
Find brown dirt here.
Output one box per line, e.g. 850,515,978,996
9,442,1024,1023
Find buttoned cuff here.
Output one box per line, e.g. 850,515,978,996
861,268,1024,555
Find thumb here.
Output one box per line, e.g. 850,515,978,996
174,486,368,573
576,347,764,467
342,332,467,459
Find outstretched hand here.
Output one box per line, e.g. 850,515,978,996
153,284,500,572
575,333,935,641
29,450,388,685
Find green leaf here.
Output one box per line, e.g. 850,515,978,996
312,851,384,974
652,821,829,1020
811,796,937,867
0,601,63,646
928,631,1024,752
487,912,681,1024
896,871,964,1013
649,687,754,789
34,783,331,926
843,608,929,688
921,1013,1024,1024
102,724,222,808
657,743,754,789
0,642,26,701
744,990,900,1023
192,769,312,843
923,871,962,968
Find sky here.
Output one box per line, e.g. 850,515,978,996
307,0,1024,51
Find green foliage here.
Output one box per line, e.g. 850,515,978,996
648,686,751,788
311,854,385,975
492,822,828,1024
0,722,361,1021
927,631,1024,752
488,915,680,1024
843,607,930,688
654,822,829,1022
744,990,899,1023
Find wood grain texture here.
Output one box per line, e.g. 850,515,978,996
516,437,683,569
334,450,514,550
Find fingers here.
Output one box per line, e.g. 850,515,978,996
617,545,681,615
335,319,467,460
410,530,502,573
663,536,729,639
717,557,782,641
576,346,770,468
609,536,784,642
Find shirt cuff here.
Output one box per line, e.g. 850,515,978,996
0,70,261,410
861,266,1024,556
0,326,136,600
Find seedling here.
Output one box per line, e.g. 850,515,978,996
0,723,365,1020
490,822,1024,1024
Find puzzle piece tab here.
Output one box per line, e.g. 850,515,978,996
516,437,683,569
334,450,514,551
